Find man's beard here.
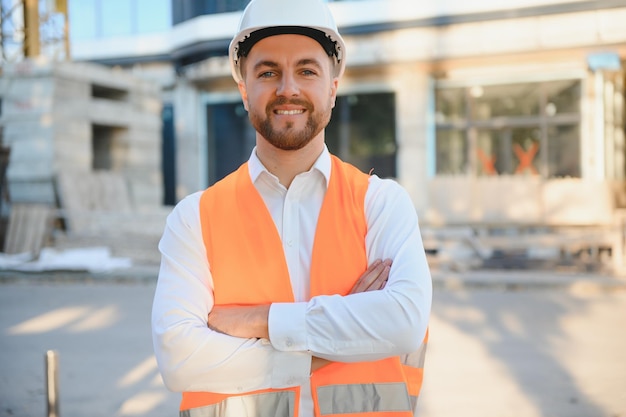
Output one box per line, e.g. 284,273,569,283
250,97,331,151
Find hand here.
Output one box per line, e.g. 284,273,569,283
312,259,392,373
208,304,270,339
208,260,392,371
349,259,392,294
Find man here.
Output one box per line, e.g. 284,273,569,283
151,0,432,416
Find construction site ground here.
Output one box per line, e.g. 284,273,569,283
0,265,625,417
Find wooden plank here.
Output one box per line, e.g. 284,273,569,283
3,203,53,255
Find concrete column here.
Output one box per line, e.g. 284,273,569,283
173,79,202,199
393,66,432,217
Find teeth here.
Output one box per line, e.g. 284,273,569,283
276,109,304,115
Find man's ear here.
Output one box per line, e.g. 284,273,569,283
330,78,339,109
238,81,249,111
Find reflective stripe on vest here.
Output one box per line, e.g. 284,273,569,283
317,382,411,415
181,390,295,417
401,329,429,414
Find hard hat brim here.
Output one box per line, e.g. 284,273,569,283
229,26,346,84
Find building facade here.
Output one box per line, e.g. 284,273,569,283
69,0,626,268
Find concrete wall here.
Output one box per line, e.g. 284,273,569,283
424,176,614,226
0,58,163,208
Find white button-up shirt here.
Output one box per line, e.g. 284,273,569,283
152,147,432,417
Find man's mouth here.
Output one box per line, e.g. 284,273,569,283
275,109,305,115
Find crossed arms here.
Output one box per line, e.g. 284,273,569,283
152,181,432,393
207,259,392,372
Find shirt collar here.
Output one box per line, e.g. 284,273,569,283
248,146,332,187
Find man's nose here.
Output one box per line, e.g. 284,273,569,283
276,74,299,96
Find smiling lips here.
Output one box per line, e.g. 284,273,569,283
275,109,305,115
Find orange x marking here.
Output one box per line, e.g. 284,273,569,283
477,148,497,175
514,142,539,174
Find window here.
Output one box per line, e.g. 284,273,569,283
173,0,250,24
326,92,397,178
435,80,581,178
476,127,541,176
70,0,171,40
137,0,171,33
206,102,255,185
91,84,128,101
471,83,541,119
69,0,98,39
436,129,466,175
547,125,580,178
92,125,127,170
101,0,133,37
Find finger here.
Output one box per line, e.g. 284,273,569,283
362,264,390,292
350,260,386,294
354,259,393,293
351,262,384,293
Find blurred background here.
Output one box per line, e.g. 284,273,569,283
0,1,625,416
0,0,625,273
1,0,626,273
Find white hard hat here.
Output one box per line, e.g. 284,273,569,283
229,0,346,84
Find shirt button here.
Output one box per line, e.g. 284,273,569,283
285,338,293,347
287,240,293,247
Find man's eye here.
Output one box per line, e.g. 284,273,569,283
259,71,274,78
301,70,316,76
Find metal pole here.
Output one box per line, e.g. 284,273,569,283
45,350,60,417
23,0,41,57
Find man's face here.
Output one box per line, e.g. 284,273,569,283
238,34,338,151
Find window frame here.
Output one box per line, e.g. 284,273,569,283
434,77,582,178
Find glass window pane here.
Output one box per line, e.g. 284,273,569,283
350,93,396,178
213,0,250,13
69,0,98,39
511,127,541,176
435,88,465,124
348,94,395,154
476,127,541,176
206,102,254,185
101,0,133,37
545,80,581,116
547,125,580,178
137,0,171,33
434,78,581,179
325,111,341,157
326,93,396,178
471,83,541,119
436,129,467,175
476,129,506,175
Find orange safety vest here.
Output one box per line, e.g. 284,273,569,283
184,156,427,417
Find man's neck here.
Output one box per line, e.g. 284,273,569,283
256,137,325,188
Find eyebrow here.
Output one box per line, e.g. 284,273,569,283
252,58,325,73
296,58,324,70
252,60,279,73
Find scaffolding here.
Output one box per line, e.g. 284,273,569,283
0,0,69,64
